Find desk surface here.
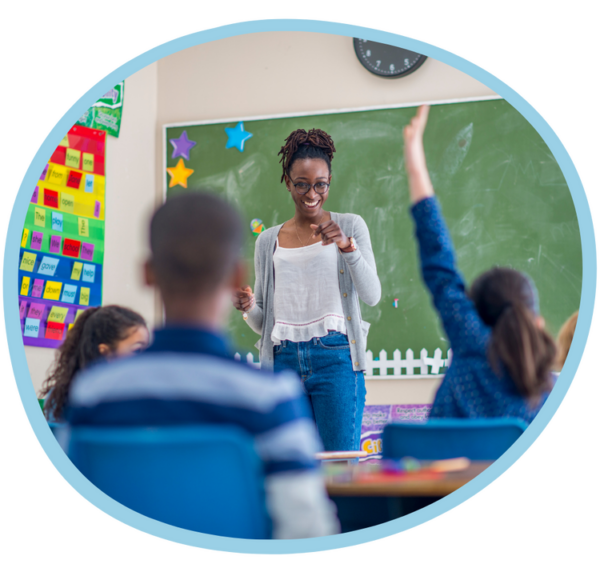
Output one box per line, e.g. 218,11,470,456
325,461,492,497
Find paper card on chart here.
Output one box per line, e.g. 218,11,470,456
79,287,90,306
30,231,43,251
20,252,36,272
49,235,61,254
24,318,41,338
82,263,95,283
84,174,94,193
20,276,30,296
65,148,81,169
71,262,83,281
51,212,63,232
60,285,77,304
34,207,46,228
19,300,28,320
31,278,44,298
43,281,62,301
21,228,29,248
81,243,94,260
78,218,89,238
48,306,68,323
60,192,75,213
27,303,46,320
45,321,65,340
37,256,59,276
43,188,59,209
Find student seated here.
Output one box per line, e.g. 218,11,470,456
40,305,148,422
403,106,556,423
555,311,578,371
65,192,339,539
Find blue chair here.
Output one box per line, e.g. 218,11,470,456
68,425,270,539
382,418,528,461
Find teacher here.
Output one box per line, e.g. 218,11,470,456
233,128,381,451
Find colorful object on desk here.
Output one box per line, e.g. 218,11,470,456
225,122,253,152
393,298,399,308
170,130,197,160
166,158,194,188
250,218,265,237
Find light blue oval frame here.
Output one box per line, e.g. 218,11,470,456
3,20,594,554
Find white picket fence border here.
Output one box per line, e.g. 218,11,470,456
234,348,453,379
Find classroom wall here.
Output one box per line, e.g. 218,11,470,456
26,63,159,394
27,31,496,398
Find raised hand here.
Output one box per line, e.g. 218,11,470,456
233,285,255,312
403,105,434,203
310,220,351,249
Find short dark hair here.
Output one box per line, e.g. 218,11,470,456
149,192,244,296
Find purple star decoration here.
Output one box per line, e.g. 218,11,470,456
170,130,197,160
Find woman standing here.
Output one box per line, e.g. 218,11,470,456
233,128,381,451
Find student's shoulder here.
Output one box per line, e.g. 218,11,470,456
70,351,304,412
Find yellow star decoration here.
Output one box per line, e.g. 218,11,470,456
167,158,194,188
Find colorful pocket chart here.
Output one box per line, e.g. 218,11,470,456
20,124,106,349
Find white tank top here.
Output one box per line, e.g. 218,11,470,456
272,238,347,345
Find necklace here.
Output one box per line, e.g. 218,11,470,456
294,213,325,247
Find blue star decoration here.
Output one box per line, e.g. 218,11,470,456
170,130,197,160
225,122,253,152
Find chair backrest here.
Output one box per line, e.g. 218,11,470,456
68,425,270,539
382,418,528,461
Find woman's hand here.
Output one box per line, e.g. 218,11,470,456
310,220,351,250
404,105,434,204
233,285,255,312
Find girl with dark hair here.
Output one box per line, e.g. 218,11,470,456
404,105,556,422
233,128,381,451
40,305,149,422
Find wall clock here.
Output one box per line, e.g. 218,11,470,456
353,39,427,78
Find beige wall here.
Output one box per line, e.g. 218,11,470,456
28,31,496,397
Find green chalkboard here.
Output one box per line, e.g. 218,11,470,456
165,99,582,357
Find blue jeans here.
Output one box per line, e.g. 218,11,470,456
273,331,366,451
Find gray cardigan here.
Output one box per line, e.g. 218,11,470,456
245,212,381,371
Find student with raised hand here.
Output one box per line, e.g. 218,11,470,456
404,105,556,423
40,305,149,422
66,192,339,539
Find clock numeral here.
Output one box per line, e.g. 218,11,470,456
404,58,410,66
366,50,371,57
390,63,395,72
376,60,381,68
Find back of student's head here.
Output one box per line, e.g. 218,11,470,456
41,305,147,420
555,311,578,370
148,192,244,297
469,267,556,401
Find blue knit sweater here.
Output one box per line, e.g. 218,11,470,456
411,197,549,423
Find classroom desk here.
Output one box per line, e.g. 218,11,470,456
325,461,492,497
324,461,492,532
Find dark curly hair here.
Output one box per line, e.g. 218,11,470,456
40,305,147,421
278,128,336,183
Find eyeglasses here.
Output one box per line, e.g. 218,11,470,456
288,179,330,195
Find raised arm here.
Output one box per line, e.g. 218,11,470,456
405,106,488,355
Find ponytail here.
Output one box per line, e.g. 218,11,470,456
41,305,146,420
488,303,556,401
470,267,556,403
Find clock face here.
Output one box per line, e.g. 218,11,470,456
353,39,427,78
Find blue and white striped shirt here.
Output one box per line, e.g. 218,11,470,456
66,326,339,538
